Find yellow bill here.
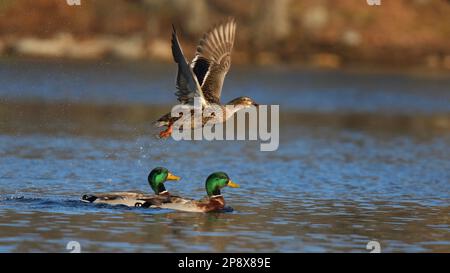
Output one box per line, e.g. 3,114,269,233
227,180,240,188
167,172,181,181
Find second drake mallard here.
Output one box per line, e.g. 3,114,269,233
141,172,239,212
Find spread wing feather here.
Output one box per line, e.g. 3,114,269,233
171,25,206,106
191,18,236,104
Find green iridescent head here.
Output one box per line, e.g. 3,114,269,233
205,172,240,197
147,167,181,194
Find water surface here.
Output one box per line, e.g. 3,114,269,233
0,59,449,252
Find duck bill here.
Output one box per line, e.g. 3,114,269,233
167,172,181,181
227,180,240,188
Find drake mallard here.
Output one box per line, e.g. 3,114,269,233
141,172,239,212
80,167,181,207
155,18,258,138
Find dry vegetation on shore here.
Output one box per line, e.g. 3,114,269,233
0,0,449,70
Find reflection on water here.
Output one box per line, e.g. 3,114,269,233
0,59,449,252
0,199,449,252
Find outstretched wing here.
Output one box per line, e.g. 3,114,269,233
191,18,236,104
172,25,207,106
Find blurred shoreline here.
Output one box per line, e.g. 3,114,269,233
0,0,449,71
1,33,450,72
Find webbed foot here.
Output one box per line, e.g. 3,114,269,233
158,124,173,139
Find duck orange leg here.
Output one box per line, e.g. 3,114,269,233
159,123,173,138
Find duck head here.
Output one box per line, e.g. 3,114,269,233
205,172,240,197
148,167,181,194
227,96,259,107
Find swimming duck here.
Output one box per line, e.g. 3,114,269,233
80,167,181,207
155,18,258,138
141,172,239,212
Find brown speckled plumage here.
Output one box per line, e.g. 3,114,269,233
155,18,256,138
156,195,226,213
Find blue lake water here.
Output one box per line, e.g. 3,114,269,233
0,59,449,252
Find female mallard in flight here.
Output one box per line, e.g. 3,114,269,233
155,18,258,138
80,167,181,207
141,172,239,212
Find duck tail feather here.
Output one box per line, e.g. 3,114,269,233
81,194,97,203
